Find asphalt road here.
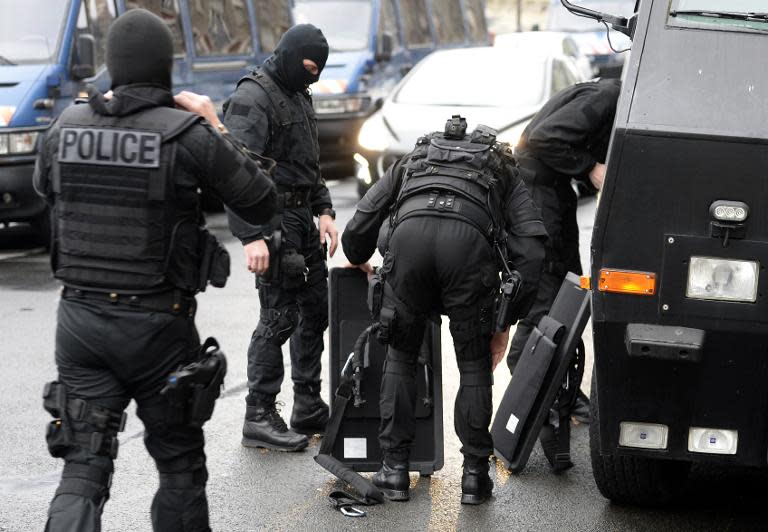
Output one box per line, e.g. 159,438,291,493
2,178,768,531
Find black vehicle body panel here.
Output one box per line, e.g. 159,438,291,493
591,0,768,466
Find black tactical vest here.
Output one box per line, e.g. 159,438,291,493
51,103,201,292
236,68,318,169
392,134,507,241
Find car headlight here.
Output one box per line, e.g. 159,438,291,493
313,96,370,115
496,121,528,151
686,256,759,303
0,131,40,155
358,113,393,152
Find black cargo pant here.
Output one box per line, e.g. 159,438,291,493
378,217,499,465
508,162,582,372
247,208,328,405
46,295,209,532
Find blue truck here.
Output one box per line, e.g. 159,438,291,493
293,0,490,177
0,0,293,241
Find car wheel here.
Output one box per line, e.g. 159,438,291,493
589,373,689,506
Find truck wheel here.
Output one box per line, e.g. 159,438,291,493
31,208,51,250
589,374,689,506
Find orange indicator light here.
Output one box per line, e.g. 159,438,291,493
598,269,656,295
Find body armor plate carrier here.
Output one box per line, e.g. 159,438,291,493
51,103,201,292
391,131,509,242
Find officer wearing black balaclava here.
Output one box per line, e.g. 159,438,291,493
34,9,276,531
508,78,621,424
223,25,337,451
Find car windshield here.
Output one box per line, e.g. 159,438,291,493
0,0,69,64
395,50,546,108
670,0,768,32
293,0,372,52
548,0,635,32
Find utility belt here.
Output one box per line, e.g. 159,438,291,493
61,287,196,316
394,192,495,240
276,185,313,210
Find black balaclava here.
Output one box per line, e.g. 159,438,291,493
106,9,173,89
264,24,329,93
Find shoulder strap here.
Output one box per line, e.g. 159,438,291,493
239,69,293,126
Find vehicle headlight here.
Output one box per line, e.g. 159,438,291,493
686,256,758,303
496,121,528,151
0,131,40,155
358,113,393,152
313,96,370,115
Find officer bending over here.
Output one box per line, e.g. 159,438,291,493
343,117,547,505
224,24,337,451
34,10,276,531
507,79,621,421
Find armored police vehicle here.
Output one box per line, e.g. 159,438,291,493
0,0,292,242
569,0,768,504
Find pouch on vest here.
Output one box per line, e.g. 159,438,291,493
198,228,230,291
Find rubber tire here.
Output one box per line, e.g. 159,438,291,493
589,373,690,506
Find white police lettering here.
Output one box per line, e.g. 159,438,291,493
59,127,161,168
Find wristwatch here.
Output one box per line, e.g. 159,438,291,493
320,207,336,220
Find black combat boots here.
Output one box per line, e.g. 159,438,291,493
290,389,329,435
460,459,493,505
372,460,410,501
242,403,308,452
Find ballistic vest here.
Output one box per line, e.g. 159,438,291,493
236,69,307,163
51,103,201,292
392,133,510,241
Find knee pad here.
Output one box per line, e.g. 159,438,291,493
55,462,113,503
458,358,493,388
255,306,299,345
43,381,126,459
157,454,208,489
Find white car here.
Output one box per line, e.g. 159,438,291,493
494,31,596,81
354,46,588,196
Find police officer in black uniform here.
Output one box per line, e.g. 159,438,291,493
34,10,276,531
343,117,547,505
507,79,621,419
224,24,337,451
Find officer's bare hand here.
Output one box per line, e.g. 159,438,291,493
589,162,607,190
173,91,222,129
491,327,510,371
319,215,338,257
244,239,270,275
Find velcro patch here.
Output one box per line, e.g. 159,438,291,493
59,127,161,168
229,103,252,117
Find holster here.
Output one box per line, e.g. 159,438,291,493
259,230,283,285
160,337,228,428
198,228,230,291
367,271,384,320
495,269,523,331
